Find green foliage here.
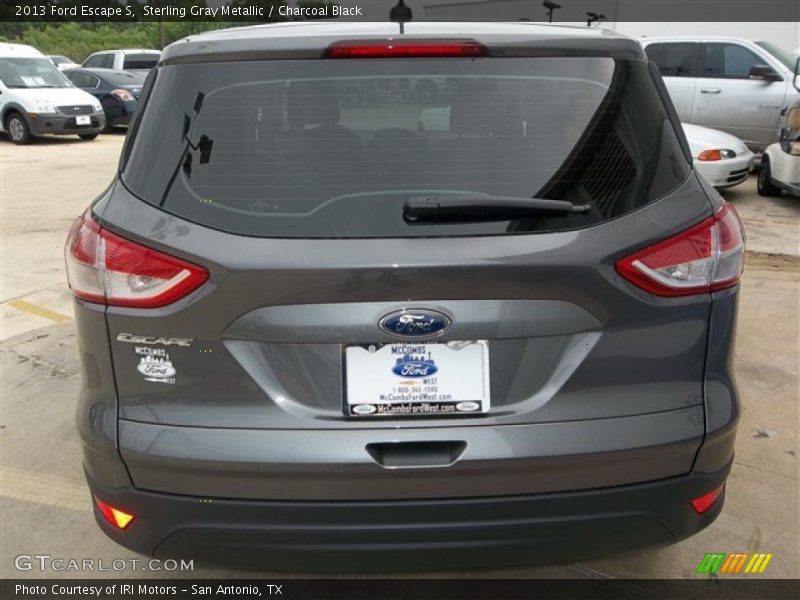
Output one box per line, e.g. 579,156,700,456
295,1,339,20
0,1,291,60
227,0,287,22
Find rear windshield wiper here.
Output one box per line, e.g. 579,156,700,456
403,195,592,223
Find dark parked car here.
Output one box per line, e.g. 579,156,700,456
64,68,144,130
66,22,744,572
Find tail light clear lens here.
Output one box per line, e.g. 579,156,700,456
65,210,208,308
616,204,745,297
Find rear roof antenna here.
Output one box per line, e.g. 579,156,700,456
586,12,607,26
390,0,413,34
543,1,561,23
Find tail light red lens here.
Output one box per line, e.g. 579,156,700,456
616,204,745,297
691,485,724,514
110,88,135,102
325,39,488,59
95,497,135,529
65,210,208,308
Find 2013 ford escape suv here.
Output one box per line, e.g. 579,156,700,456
66,22,744,571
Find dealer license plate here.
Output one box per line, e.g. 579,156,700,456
75,115,91,126
344,341,490,417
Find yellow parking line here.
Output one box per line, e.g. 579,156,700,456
7,300,71,322
0,465,90,512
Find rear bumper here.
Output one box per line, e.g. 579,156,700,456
115,406,706,501
86,463,730,572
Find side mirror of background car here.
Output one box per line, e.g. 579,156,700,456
749,64,782,82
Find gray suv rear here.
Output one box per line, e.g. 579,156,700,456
66,22,744,571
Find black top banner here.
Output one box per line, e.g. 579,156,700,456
0,0,799,23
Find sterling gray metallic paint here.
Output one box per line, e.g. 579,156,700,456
74,21,740,568
85,173,722,502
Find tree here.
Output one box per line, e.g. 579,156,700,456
227,0,287,23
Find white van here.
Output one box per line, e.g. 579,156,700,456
640,37,800,152
0,43,105,144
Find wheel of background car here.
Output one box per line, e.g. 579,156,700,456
79,133,99,141
757,158,781,197
5,112,32,145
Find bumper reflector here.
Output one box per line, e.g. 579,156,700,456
95,498,135,529
691,485,724,514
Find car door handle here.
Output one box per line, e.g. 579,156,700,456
366,441,467,468
701,88,721,94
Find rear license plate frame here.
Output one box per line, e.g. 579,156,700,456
343,340,490,418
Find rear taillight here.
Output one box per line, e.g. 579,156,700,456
616,204,745,297
110,88,135,102
65,210,208,308
325,39,488,59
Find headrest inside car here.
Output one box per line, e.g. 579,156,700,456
449,83,521,138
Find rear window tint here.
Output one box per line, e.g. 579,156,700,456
123,57,689,238
122,54,159,70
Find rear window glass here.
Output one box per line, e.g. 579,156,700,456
122,54,159,70
123,56,689,238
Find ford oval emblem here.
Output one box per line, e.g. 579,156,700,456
379,309,451,338
392,355,439,378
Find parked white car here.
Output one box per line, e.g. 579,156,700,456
641,37,800,152
0,43,105,144
82,49,160,75
759,105,800,197
48,55,80,71
683,123,754,189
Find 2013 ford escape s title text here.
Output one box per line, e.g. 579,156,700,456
65,22,745,571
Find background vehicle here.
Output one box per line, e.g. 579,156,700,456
0,43,105,144
67,22,743,571
48,54,80,71
64,68,144,131
641,36,800,152
81,49,160,75
760,104,800,196
683,123,754,189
